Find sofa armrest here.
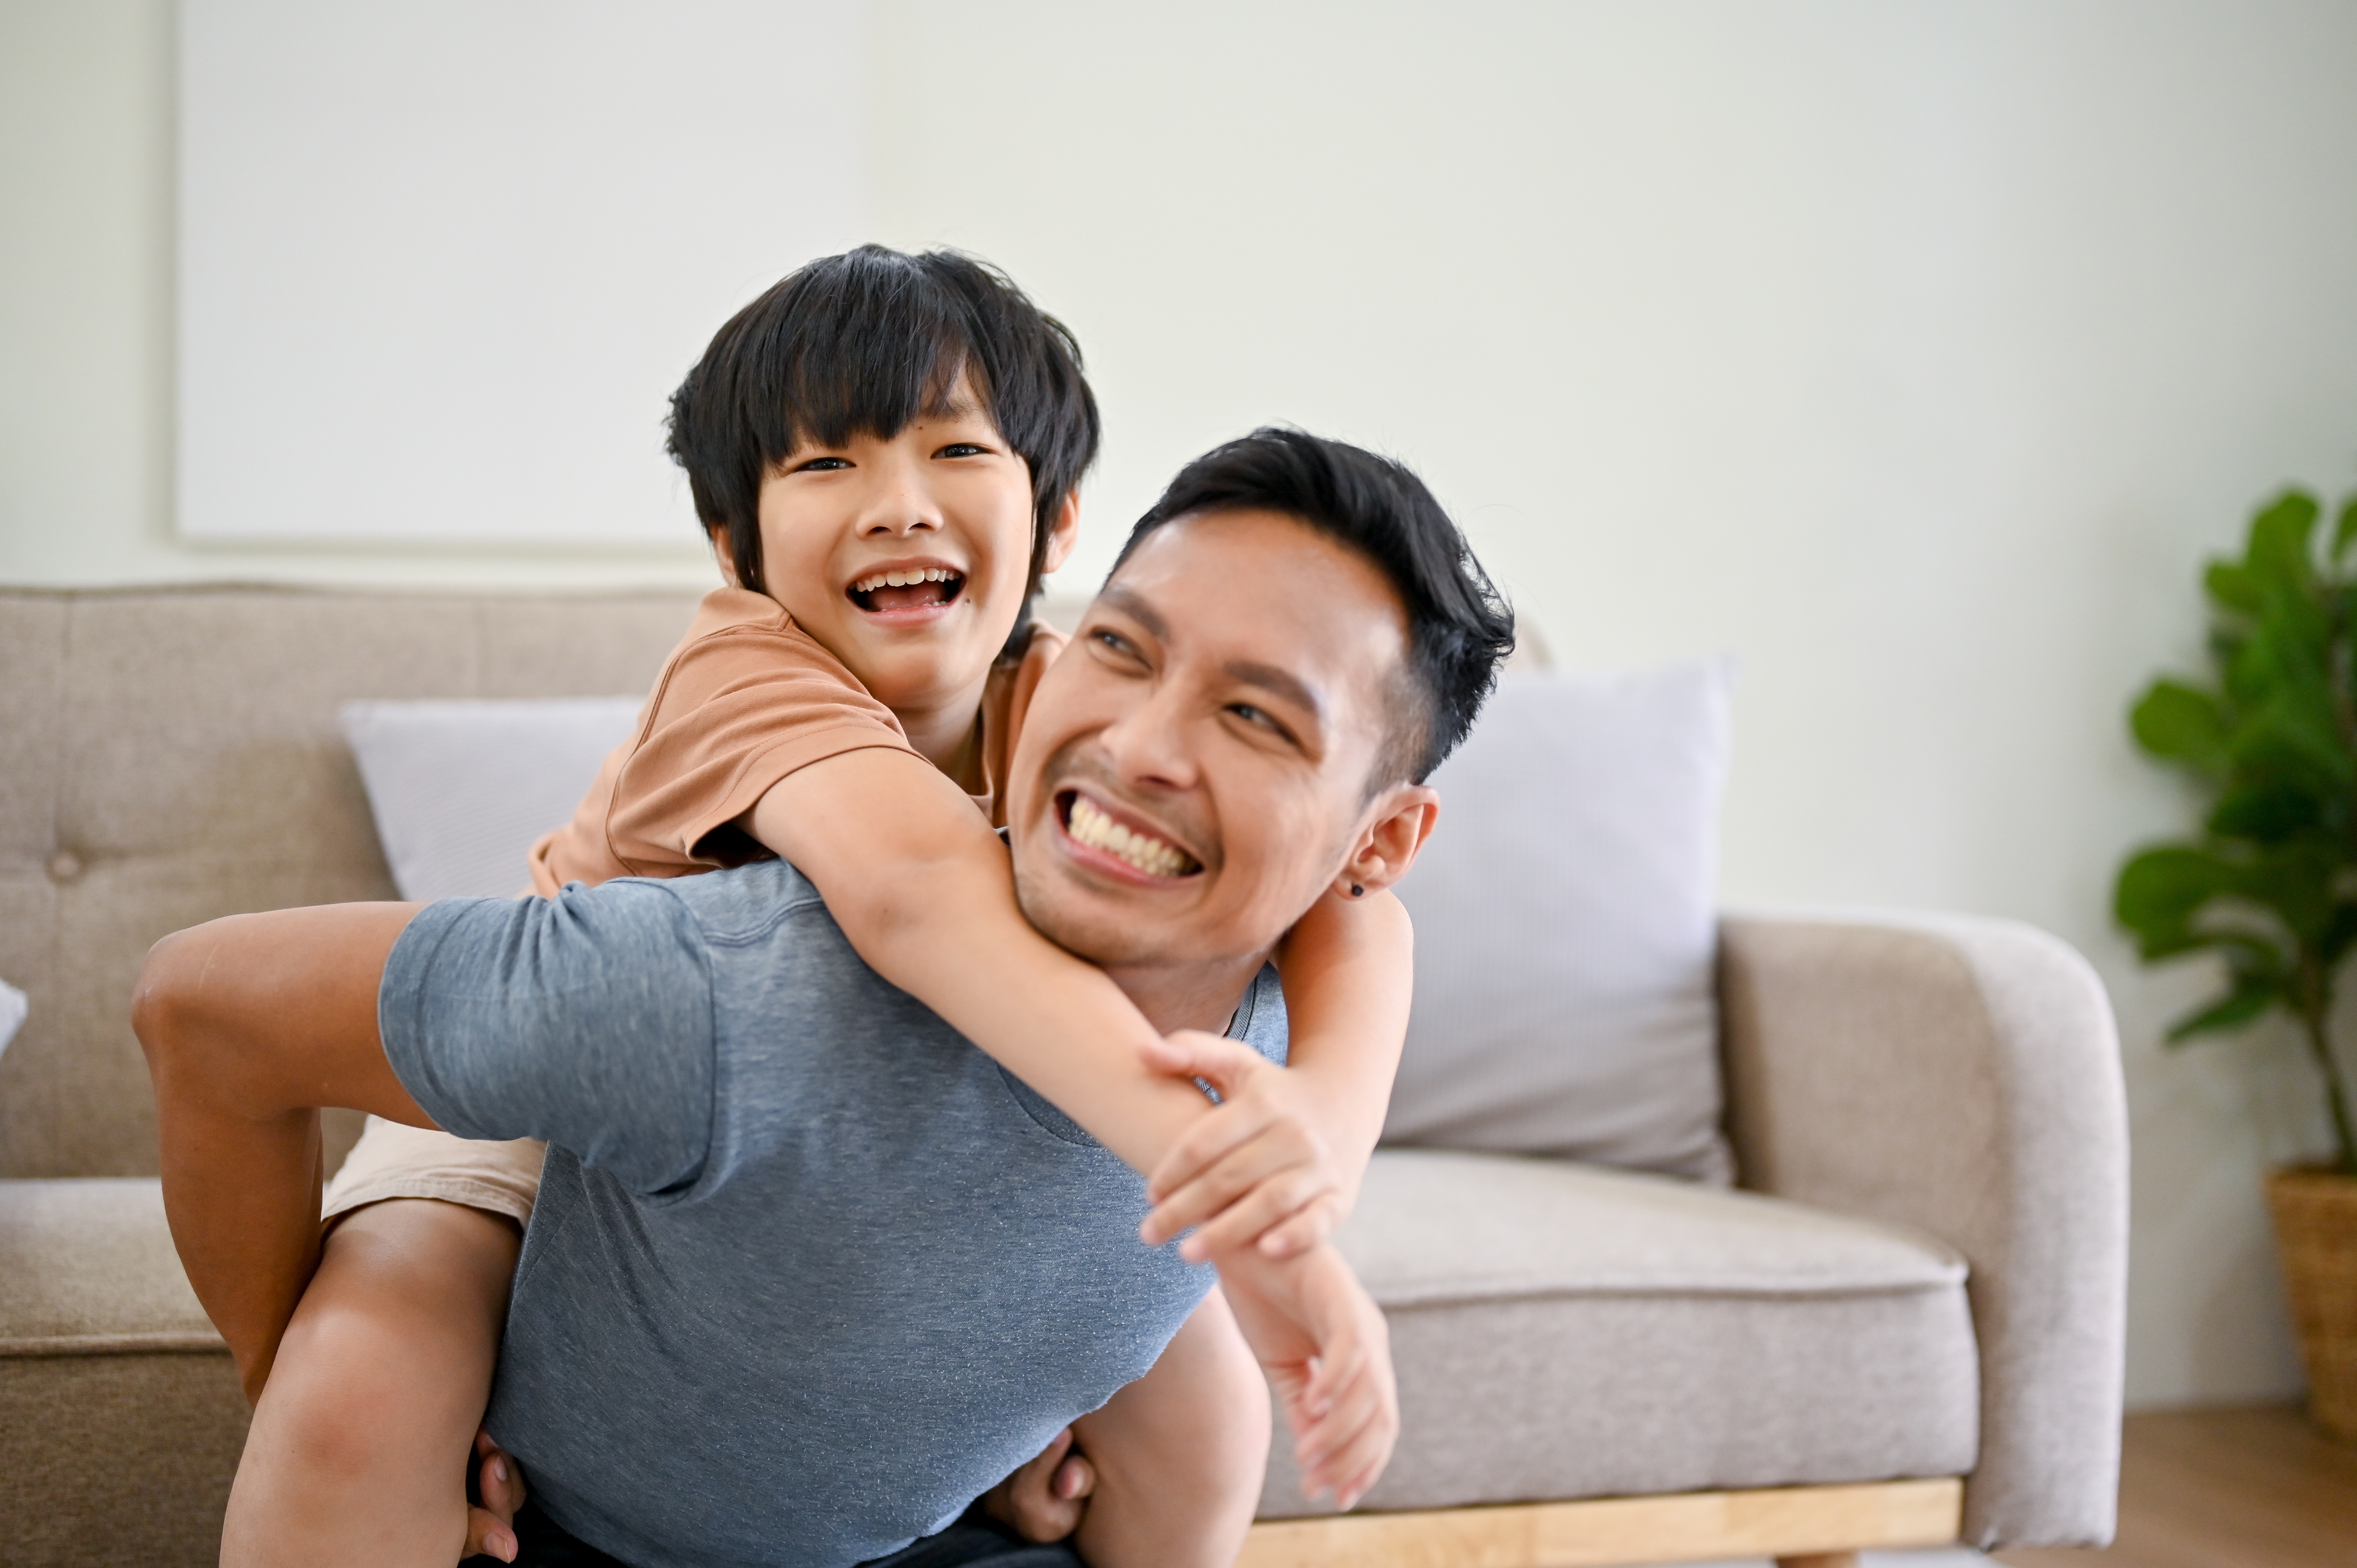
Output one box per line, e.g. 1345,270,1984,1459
1717,910,2127,1551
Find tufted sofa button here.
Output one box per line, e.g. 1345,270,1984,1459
47,849,85,884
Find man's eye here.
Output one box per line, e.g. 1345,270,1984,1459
1230,704,1285,735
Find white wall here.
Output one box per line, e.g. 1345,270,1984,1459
8,0,2357,1407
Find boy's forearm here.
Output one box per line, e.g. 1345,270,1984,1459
133,904,432,1400
751,750,1223,1179
1275,889,1415,1175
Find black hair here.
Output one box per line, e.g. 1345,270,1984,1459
665,246,1100,654
1112,428,1516,786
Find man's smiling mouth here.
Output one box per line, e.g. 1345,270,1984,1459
849,567,965,612
1058,791,1203,880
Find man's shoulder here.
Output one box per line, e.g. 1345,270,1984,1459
629,857,832,941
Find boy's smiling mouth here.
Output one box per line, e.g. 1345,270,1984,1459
847,565,966,615
1056,790,1203,881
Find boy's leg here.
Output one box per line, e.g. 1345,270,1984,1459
221,1198,519,1568
1068,1286,1271,1568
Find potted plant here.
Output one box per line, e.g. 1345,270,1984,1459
2116,486,2357,1443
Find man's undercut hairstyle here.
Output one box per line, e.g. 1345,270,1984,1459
1113,428,1516,786
666,246,1101,654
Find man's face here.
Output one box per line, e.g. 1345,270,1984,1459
1006,508,1429,977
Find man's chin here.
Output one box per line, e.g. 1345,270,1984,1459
1011,865,1164,970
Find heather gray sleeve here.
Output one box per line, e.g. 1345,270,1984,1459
378,880,716,1196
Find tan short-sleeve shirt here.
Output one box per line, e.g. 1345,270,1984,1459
528,587,1067,896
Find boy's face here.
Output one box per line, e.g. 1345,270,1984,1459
743,374,1074,728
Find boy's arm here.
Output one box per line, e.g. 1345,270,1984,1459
746,746,1233,1176
1139,890,1414,1258
132,902,434,1401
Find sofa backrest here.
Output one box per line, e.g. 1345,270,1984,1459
0,587,703,1178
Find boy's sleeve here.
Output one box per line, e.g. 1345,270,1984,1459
377,881,716,1197
607,623,917,872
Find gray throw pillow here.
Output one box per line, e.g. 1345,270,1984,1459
1381,658,1735,1184
341,698,642,901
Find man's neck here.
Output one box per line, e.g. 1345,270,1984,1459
1103,950,1275,1037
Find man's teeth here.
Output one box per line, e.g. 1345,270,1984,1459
853,567,960,593
1067,795,1198,878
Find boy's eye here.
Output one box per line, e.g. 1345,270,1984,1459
936,442,988,459
792,456,851,473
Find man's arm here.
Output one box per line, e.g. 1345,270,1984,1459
133,902,433,1401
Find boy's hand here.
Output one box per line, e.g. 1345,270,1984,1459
462,1427,527,1564
1139,1030,1347,1261
1215,1243,1396,1510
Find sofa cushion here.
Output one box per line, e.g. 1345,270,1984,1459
1382,660,1736,1183
0,1178,222,1350
342,697,642,900
0,1178,248,1566
1257,1149,1979,1517
0,588,699,1178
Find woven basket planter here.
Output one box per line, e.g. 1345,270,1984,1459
2267,1167,2357,1442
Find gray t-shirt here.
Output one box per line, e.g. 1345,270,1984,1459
379,857,1286,1568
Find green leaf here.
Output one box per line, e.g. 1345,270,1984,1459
2205,561,2261,614
2239,840,2340,943
2207,783,2323,842
2130,680,2229,765
2332,494,2357,564
2115,844,2237,954
2245,490,2321,597
2165,975,2284,1042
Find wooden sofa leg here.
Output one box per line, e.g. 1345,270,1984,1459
1775,1555,1862,1568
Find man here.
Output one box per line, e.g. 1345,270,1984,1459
135,429,1517,1568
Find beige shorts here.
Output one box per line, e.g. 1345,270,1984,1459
322,1116,547,1228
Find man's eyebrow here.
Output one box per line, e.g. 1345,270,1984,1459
1097,583,1169,641
1224,660,1325,726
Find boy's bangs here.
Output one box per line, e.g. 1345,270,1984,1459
762,281,995,462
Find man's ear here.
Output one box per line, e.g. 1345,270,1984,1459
1039,491,1082,577
1331,785,1440,900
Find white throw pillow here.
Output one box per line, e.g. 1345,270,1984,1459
1381,657,1736,1184
341,698,643,901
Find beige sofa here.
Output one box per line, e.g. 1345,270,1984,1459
0,587,2127,1568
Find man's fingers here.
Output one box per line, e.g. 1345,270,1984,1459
475,1428,527,1519
982,1426,1089,1544
1052,1451,1096,1502
464,1505,518,1563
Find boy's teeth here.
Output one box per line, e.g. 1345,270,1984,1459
855,567,959,593
1066,795,1199,878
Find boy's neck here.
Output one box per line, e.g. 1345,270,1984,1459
897,686,991,795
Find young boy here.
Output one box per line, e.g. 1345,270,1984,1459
222,248,1419,1568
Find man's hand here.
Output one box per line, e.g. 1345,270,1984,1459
1139,1032,1348,1262
462,1428,527,1563
1214,1243,1396,1510
978,1426,1096,1543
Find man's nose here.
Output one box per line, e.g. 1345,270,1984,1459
1097,685,1198,792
